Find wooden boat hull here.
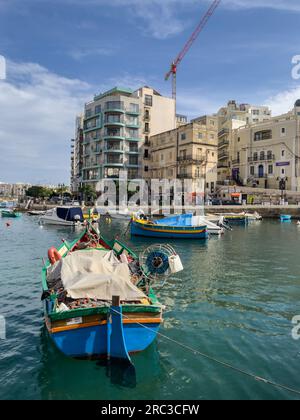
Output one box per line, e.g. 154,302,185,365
47,315,161,358
131,220,208,239
42,228,163,359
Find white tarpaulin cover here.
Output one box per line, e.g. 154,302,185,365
60,250,146,301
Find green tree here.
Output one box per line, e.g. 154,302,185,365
79,185,97,202
26,186,53,199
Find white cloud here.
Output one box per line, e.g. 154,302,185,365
264,85,300,116
0,60,92,184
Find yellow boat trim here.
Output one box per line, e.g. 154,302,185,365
136,225,206,234
50,318,162,334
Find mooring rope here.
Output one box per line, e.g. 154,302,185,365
110,308,300,397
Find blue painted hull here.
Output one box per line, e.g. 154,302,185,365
49,322,160,358
131,222,208,239
280,215,292,222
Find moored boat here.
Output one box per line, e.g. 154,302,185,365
27,210,46,216
131,213,208,239
39,206,84,226
280,214,292,222
1,209,22,218
42,224,183,360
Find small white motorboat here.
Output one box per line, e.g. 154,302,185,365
243,211,262,221
39,207,84,227
193,215,224,235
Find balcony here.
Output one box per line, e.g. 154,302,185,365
218,139,229,148
84,111,101,121
126,137,140,142
248,154,275,163
126,108,140,116
218,151,229,160
105,148,124,154
232,159,240,165
104,134,125,141
104,158,124,166
218,128,230,138
177,155,205,164
104,103,125,113
127,148,139,154
144,140,151,147
104,119,125,127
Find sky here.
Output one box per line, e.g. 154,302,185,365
0,0,300,184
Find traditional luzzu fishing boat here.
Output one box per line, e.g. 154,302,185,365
131,213,208,239
42,223,183,362
1,209,22,218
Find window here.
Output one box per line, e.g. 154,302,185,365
145,123,150,133
130,103,139,113
145,95,153,107
282,168,285,175
260,151,265,161
238,137,240,142
95,105,101,114
106,101,124,110
253,152,258,161
254,130,272,141
252,109,260,115
250,166,255,175
198,133,203,139
161,154,164,161
281,127,286,136
181,133,186,140
210,134,214,139
267,150,273,160
210,120,215,126
281,150,285,158
144,166,149,172
268,165,273,174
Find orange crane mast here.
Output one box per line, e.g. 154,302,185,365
165,0,221,105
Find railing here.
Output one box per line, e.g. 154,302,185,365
232,159,240,165
218,128,229,137
218,139,229,148
248,154,275,163
218,151,229,159
177,155,205,164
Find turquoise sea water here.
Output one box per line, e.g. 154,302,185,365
0,215,300,400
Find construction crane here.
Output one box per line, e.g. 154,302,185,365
165,0,221,104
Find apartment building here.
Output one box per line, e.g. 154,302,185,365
71,116,84,194
217,101,272,183
134,86,176,179
150,116,218,194
230,100,300,191
77,86,175,188
0,183,31,198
